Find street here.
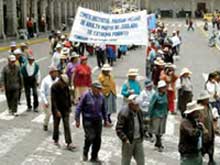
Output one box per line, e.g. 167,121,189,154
0,19,220,165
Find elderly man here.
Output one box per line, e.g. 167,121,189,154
21,55,41,112
40,66,59,131
1,55,22,116
75,81,110,163
116,94,145,165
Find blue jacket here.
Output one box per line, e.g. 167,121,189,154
121,80,141,98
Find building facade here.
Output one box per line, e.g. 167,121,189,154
0,0,113,38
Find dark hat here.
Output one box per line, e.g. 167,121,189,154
91,81,103,89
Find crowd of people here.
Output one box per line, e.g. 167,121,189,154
0,19,219,165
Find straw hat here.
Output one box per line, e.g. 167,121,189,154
70,52,80,58
8,55,16,62
197,90,210,101
127,68,139,76
14,48,23,55
56,43,62,49
60,54,67,60
144,79,153,87
60,74,69,84
91,81,103,89
101,64,112,71
184,101,203,114
154,58,165,66
180,68,192,76
157,80,167,88
48,65,58,73
61,47,70,55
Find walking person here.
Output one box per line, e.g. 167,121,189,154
98,64,117,124
116,94,145,165
187,19,194,31
149,80,168,152
40,66,59,131
177,68,193,117
51,44,62,68
75,81,110,162
0,55,22,116
178,101,207,165
95,44,106,68
51,74,76,151
21,55,41,112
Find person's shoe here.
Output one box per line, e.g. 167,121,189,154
66,144,77,152
82,155,88,161
43,125,48,131
13,112,19,117
90,157,101,163
158,146,164,152
34,108,39,113
26,108,32,112
54,141,60,148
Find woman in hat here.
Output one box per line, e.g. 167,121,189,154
197,91,216,165
98,64,116,124
160,64,178,115
73,56,92,104
179,101,207,165
177,68,193,117
149,80,168,152
152,58,165,87
66,52,80,81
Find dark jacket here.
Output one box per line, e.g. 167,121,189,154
51,79,71,115
116,106,144,143
178,118,201,156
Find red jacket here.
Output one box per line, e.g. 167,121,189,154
74,64,92,87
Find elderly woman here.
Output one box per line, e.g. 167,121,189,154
73,56,92,104
177,68,193,117
98,64,116,124
149,80,168,152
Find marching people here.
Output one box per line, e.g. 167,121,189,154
51,43,62,68
66,52,80,81
149,80,168,152
1,55,22,116
152,58,165,86
121,69,141,102
75,81,110,162
98,64,117,124
197,90,216,165
95,44,106,68
57,54,67,74
51,74,76,151
73,56,92,104
187,18,194,31
116,94,145,165
178,101,207,165
40,66,59,131
21,55,41,112
177,68,193,117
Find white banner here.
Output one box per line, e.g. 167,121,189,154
69,7,148,45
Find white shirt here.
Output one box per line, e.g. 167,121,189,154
40,75,58,104
51,51,61,67
206,81,218,102
136,89,155,112
26,62,41,84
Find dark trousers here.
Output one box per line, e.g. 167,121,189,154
24,80,39,109
83,119,102,159
96,50,105,68
187,25,194,31
52,113,72,144
107,57,114,66
5,89,19,113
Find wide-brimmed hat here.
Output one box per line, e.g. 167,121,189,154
127,68,139,76
60,74,69,84
20,43,27,47
14,48,23,55
91,81,103,89
144,79,153,87
8,55,16,62
60,54,67,60
157,80,167,88
27,54,35,60
165,63,176,69
48,65,58,73
55,43,62,49
70,52,80,58
154,58,165,66
101,64,112,71
61,47,69,55
180,68,192,76
197,90,210,101
61,35,66,39
10,41,16,47
184,101,203,114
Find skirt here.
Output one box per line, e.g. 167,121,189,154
151,117,167,135
167,90,175,113
104,92,117,114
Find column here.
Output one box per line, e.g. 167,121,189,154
67,0,73,18
40,0,47,32
54,0,62,29
21,0,27,29
210,0,215,13
191,0,196,18
32,0,39,33
48,0,54,30
62,0,68,25
143,0,150,10
6,0,17,36
0,0,5,38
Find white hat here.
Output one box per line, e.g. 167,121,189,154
60,74,69,84
154,58,165,66
56,43,62,49
184,101,203,114
57,30,61,34
165,63,176,69
70,52,80,58
60,54,67,59
173,30,176,34
197,90,210,101
14,48,23,55
10,41,16,47
61,47,70,55
101,64,112,71
128,94,138,104
61,35,66,39
48,65,58,73
20,43,27,47
127,68,139,76
157,80,167,88
8,55,16,61
180,68,192,76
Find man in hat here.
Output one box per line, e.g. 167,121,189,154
51,74,76,150
0,55,22,116
116,94,145,165
40,65,59,131
75,81,110,162
14,48,27,67
197,91,216,165
8,41,17,55
21,55,41,112
179,101,208,165
52,43,62,68
121,68,141,102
